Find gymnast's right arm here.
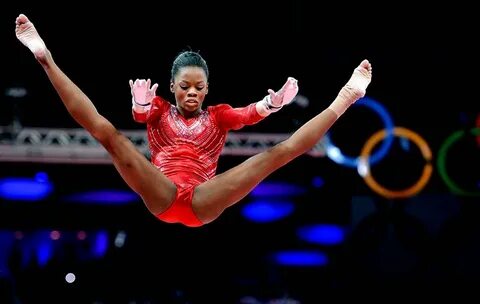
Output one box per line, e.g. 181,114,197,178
130,78,158,123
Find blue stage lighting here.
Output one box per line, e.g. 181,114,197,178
297,224,345,245
0,173,53,201
250,181,306,198
64,189,139,205
272,250,328,266
241,199,295,223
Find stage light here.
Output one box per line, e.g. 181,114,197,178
241,199,295,223
272,249,328,266
65,273,76,284
250,181,306,198
63,189,139,205
297,224,345,245
0,173,53,201
311,176,325,188
92,230,108,258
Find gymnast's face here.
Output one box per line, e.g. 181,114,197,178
170,66,209,118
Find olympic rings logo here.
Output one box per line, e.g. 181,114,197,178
323,97,479,199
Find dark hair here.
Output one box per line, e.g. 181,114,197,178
171,50,209,81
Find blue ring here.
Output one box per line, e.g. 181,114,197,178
325,96,395,168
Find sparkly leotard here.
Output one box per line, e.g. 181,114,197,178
133,96,264,226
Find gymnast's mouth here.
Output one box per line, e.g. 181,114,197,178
186,99,198,105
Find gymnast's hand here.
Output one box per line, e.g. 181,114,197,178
267,77,299,109
129,78,158,106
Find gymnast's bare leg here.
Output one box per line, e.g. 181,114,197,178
194,60,372,223
15,14,176,214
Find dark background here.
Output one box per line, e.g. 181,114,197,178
0,2,479,303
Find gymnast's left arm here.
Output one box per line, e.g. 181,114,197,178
256,77,299,116
213,77,299,130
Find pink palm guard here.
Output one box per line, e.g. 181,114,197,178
268,77,299,108
129,78,158,106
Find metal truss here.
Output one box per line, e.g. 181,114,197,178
0,126,326,164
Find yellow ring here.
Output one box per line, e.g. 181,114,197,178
358,127,433,199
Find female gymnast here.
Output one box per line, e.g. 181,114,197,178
15,13,372,227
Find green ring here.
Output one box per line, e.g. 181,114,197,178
437,128,480,197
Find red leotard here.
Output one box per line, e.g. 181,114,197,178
133,96,264,226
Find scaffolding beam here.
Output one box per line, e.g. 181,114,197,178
0,126,326,164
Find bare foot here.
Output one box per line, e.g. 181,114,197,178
15,14,47,60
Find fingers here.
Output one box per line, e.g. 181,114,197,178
130,79,156,89
150,83,159,93
280,77,297,91
130,79,146,89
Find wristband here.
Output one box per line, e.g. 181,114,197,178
132,97,151,107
